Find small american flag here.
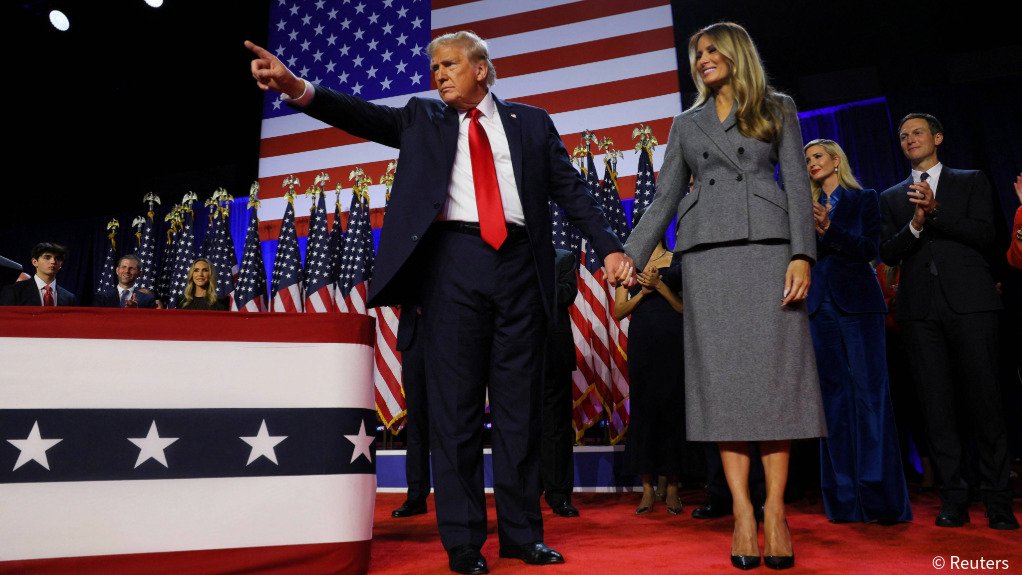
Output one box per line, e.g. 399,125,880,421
95,221,118,295
136,200,159,292
304,184,336,313
233,192,268,313
632,132,659,216
168,203,197,309
599,154,630,444
270,192,304,313
336,172,374,312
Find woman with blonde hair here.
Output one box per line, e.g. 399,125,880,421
625,22,824,570
178,257,228,310
804,138,911,524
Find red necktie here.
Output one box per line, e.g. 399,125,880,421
468,108,507,250
43,285,54,306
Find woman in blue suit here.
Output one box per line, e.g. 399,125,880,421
804,139,911,523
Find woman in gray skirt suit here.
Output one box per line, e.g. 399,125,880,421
624,22,825,570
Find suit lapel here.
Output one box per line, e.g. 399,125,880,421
692,96,741,169
494,95,524,203
435,104,460,179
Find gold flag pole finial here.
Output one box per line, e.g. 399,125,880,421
142,192,161,219
380,160,397,202
349,167,372,204
282,175,299,203
248,182,262,209
106,218,120,249
632,123,658,156
598,136,623,174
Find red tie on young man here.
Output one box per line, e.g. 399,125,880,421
468,108,507,250
43,285,54,306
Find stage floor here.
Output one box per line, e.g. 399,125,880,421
368,488,1022,574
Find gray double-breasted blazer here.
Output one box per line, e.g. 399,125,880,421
625,94,815,266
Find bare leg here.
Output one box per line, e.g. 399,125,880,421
720,442,758,557
637,474,655,513
666,474,681,511
760,440,793,558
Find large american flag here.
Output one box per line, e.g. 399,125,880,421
255,0,679,238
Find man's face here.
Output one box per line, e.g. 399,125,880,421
32,253,63,278
899,118,943,165
116,259,140,287
431,43,487,110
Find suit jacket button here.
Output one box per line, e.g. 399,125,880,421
709,179,715,185
738,147,745,154
703,151,709,159
736,174,743,182
411,235,419,242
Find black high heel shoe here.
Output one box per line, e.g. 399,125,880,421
764,518,794,570
730,554,761,570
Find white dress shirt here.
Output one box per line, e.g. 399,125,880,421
33,275,58,306
292,82,524,225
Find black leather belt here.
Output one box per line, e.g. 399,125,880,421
434,220,528,241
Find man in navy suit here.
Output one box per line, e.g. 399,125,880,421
93,254,157,309
248,31,634,574
880,113,1017,530
0,243,77,307
390,305,431,520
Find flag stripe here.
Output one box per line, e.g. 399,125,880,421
1,340,373,410
432,0,669,40
0,308,372,345
431,0,580,23
1,475,375,561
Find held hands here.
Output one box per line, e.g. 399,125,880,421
637,262,660,294
604,252,636,288
812,202,830,236
908,180,939,230
245,40,305,99
782,259,810,307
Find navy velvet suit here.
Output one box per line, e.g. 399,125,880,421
0,279,77,306
809,186,910,522
880,167,1010,509
297,86,622,550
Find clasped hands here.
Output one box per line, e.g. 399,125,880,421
637,263,661,294
908,179,939,230
604,252,637,288
812,202,830,236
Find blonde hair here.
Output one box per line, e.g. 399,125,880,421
427,30,497,87
803,138,862,202
688,22,784,143
182,257,219,307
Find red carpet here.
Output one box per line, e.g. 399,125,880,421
369,490,1021,574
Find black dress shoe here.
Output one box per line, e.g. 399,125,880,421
764,554,795,570
935,502,969,527
391,499,428,518
448,545,488,575
692,499,730,519
549,500,580,517
498,542,565,565
986,507,1020,530
730,554,760,570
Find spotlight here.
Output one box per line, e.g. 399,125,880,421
49,10,70,31
144,0,164,6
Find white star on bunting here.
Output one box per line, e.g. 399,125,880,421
240,419,288,465
128,421,179,469
344,420,374,463
7,421,62,471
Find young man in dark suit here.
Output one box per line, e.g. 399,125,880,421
93,254,157,308
247,30,634,574
879,113,1017,530
0,243,77,307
